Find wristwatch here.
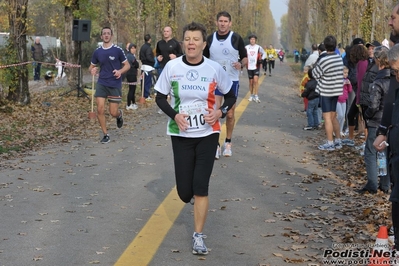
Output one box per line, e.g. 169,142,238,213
220,106,228,119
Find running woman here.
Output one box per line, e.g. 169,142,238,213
155,21,236,255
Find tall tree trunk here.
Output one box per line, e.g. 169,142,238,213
136,0,143,47
169,0,175,21
64,1,79,90
371,9,375,41
237,0,241,29
107,0,119,43
135,0,147,49
6,0,30,105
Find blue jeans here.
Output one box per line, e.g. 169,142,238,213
336,102,346,132
364,127,390,191
142,70,152,98
306,98,319,127
34,63,42,80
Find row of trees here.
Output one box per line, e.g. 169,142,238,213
26,0,278,51
0,0,278,106
281,0,397,53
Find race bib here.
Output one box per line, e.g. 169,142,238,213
216,60,229,71
179,102,208,131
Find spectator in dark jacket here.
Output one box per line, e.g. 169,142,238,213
139,34,155,100
359,40,381,117
126,43,140,110
302,68,319,130
373,5,399,252
31,36,44,81
358,46,390,195
156,26,183,75
343,45,357,109
342,42,369,147
300,48,308,71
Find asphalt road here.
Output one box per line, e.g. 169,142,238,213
1,61,341,266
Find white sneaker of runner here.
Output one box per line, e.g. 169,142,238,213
222,142,232,157
215,145,221,160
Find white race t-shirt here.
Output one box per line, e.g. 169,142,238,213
245,44,265,70
155,56,232,138
208,31,240,81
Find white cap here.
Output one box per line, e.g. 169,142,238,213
382,39,389,49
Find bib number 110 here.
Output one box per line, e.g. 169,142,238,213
179,102,207,131
186,114,205,130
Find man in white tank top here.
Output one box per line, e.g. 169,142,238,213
245,34,265,103
203,11,248,158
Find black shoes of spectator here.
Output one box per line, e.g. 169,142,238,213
356,188,377,194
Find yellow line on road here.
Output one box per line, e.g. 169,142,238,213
114,187,185,266
219,74,265,142
114,75,265,266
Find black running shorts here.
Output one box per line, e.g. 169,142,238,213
171,133,219,203
94,83,122,103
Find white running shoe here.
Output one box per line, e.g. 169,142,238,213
334,140,342,149
131,104,138,110
342,139,355,147
355,142,366,150
318,141,335,151
222,142,232,157
248,95,253,101
254,95,261,103
215,145,221,160
192,232,208,255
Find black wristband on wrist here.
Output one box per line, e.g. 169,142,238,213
376,126,388,136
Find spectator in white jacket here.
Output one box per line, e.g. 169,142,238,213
305,43,319,67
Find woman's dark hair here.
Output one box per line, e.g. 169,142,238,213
307,68,314,79
183,22,207,42
374,46,390,69
344,45,351,55
343,45,354,67
349,44,369,63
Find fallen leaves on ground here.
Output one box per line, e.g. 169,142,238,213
1,80,393,265
0,86,154,164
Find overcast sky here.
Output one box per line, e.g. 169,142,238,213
270,0,288,27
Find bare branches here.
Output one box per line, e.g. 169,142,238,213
284,0,393,51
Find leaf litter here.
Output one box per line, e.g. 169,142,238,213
1,82,393,265
270,130,392,264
